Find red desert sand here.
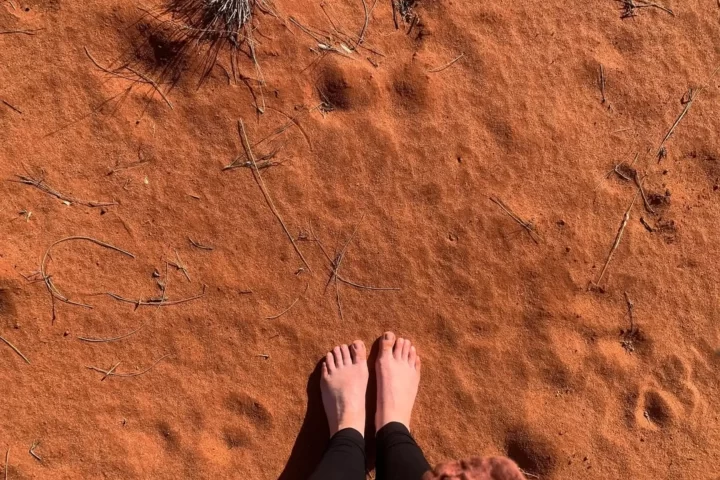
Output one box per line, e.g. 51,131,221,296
1,0,719,478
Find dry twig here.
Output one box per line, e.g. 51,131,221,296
310,223,399,320
0,28,42,35
1,99,22,114
621,0,674,18
428,53,464,73
0,335,30,364
265,283,309,319
28,441,40,463
490,196,540,244
40,237,135,322
592,192,639,287
84,47,173,110
188,237,214,250
167,250,190,281
77,324,145,343
236,119,311,271
87,354,171,379
13,172,116,207
106,285,206,309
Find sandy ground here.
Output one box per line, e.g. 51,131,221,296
1,0,720,478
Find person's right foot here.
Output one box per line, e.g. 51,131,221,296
375,331,421,431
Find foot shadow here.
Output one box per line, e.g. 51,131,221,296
277,360,329,480
277,339,382,479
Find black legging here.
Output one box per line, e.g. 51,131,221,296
309,422,430,480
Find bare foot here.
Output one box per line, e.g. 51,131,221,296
375,332,421,431
321,340,369,437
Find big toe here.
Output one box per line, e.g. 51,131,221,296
379,332,396,357
351,340,367,363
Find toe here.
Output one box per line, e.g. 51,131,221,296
409,346,417,367
351,340,367,363
380,331,395,356
322,360,330,377
333,346,343,368
394,338,405,360
326,352,336,373
415,355,422,372
401,339,412,360
340,344,352,366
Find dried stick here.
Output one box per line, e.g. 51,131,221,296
40,237,135,322
0,336,30,364
223,145,282,171
264,106,313,150
237,119,311,271
311,224,399,319
633,173,654,214
125,66,174,110
0,28,42,35
13,173,117,207
265,283,309,319
168,250,190,281
656,88,695,157
593,192,639,287
252,104,321,150
357,0,370,46
28,441,40,463
1,99,22,114
428,53,464,73
87,354,171,379
621,0,674,18
106,285,206,308
77,324,145,343
100,361,121,381
336,277,400,291
490,196,540,244
188,237,214,250
84,47,172,110
107,160,148,175
624,291,635,332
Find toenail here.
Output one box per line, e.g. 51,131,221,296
384,333,391,339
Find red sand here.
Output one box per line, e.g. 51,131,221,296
1,0,719,478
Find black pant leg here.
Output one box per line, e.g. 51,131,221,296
375,422,431,480
309,428,366,480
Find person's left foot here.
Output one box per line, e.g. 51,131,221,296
320,340,369,437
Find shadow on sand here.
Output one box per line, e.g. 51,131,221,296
278,341,381,480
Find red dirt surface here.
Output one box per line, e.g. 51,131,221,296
2,0,720,478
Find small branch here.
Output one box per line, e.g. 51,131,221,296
428,53,464,73
592,192,639,287
106,285,205,308
1,99,22,114
77,323,145,343
87,354,171,379
624,291,635,332
490,196,540,244
188,237,214,251
13,173,116,207
265,283,309,319
0,335,31,364
40,237,135,322
0,28,42,35
656,88,694,157
237,119,311,271
28,441,41,463
357,0,370,47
